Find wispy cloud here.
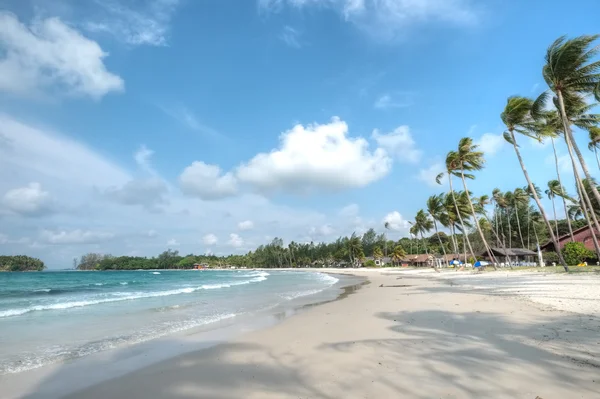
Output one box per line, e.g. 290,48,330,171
260,0,481,40
157,104,226,139
374,92,414,109
85,0,181,46
279,25,302,48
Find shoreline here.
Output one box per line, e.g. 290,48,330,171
5,269,600,398
0,271,366,399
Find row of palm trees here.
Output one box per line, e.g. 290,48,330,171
409,34,600,272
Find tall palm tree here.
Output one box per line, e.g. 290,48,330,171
436,151,477,261
455,137,498,265
492,188,507,247
588,127,600,171
501,96,568,270
546,180,562,238
426,194,449,265
541,35,600,212
440,193,461,255
512,188,529,248
391,245,406,266
411,210,433,255
475,194,508,269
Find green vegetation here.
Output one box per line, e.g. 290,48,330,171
0,256,45,271
562,242,595,266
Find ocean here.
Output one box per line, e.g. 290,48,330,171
0,269,353,375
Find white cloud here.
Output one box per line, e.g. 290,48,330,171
166,238,180,247
2,182,55,217
134,145,155,174
417,162,444,187
0,115,130,189
279,25,302,48
309,224,334,237
146,229,158,238
0,12,124,98
228,233,244,248
374,93,413,109
260,0,479,39
41,229,115,245
339,203,359,217
202,233,218,246
238,220,254,231
372,125,421,163
383,211,409,231
85,0,180,46
475,133,504,156
236,117,391,193
104,178,168,209
179,161,238,200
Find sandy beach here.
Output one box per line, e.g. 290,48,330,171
4,270,600,399
5,269,600,398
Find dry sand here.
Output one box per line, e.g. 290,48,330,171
9,270,600,398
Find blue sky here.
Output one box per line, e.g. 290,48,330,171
0,0,599,268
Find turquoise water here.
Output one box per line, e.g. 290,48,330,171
0,270,341,374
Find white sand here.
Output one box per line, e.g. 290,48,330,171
5,269,600,398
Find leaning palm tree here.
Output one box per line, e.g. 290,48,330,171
492,188,507,247
546,180,562,238
475,194,509,269
540,35,600,212
436,151,477,261
455,137,498,266
588,127,600,171
501,96,568,270
426,194,449,265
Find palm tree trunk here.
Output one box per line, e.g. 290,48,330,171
508,208,512,248
514,205,526,248
509,130,568,270
552,138,575,242
460,171,498,268
448,176,476,261
557,90,600,211
595,147,600,171
483,212,512,269
432,220,449,267
551,196,559,238
450,225,459,254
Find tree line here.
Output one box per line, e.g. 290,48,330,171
0,255,45,271
408,34,600,271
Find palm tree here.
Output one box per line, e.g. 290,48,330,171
391,245,406,266
410,210,433,254
427,194,449,265
576,178,600,259
475,194,508,269
588,127,600,171
541,35,600,213
436,151,477,261
501,96,568,270
546,180,562,238
492,188,507,247
512,188,529,248
455,137,498,266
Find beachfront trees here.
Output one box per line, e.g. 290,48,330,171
455,137,498,266
540,35,600,214
410,210,433,255
436,151,476,260
373,246,383,260
546,180,563,238
427,194,449,264
391,245,406,266
501,96,568,270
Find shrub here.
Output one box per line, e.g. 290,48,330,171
562,242,595,265
363,260,376,268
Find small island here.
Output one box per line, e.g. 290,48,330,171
0,255,46,271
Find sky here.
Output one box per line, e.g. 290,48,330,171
0,0,599,268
